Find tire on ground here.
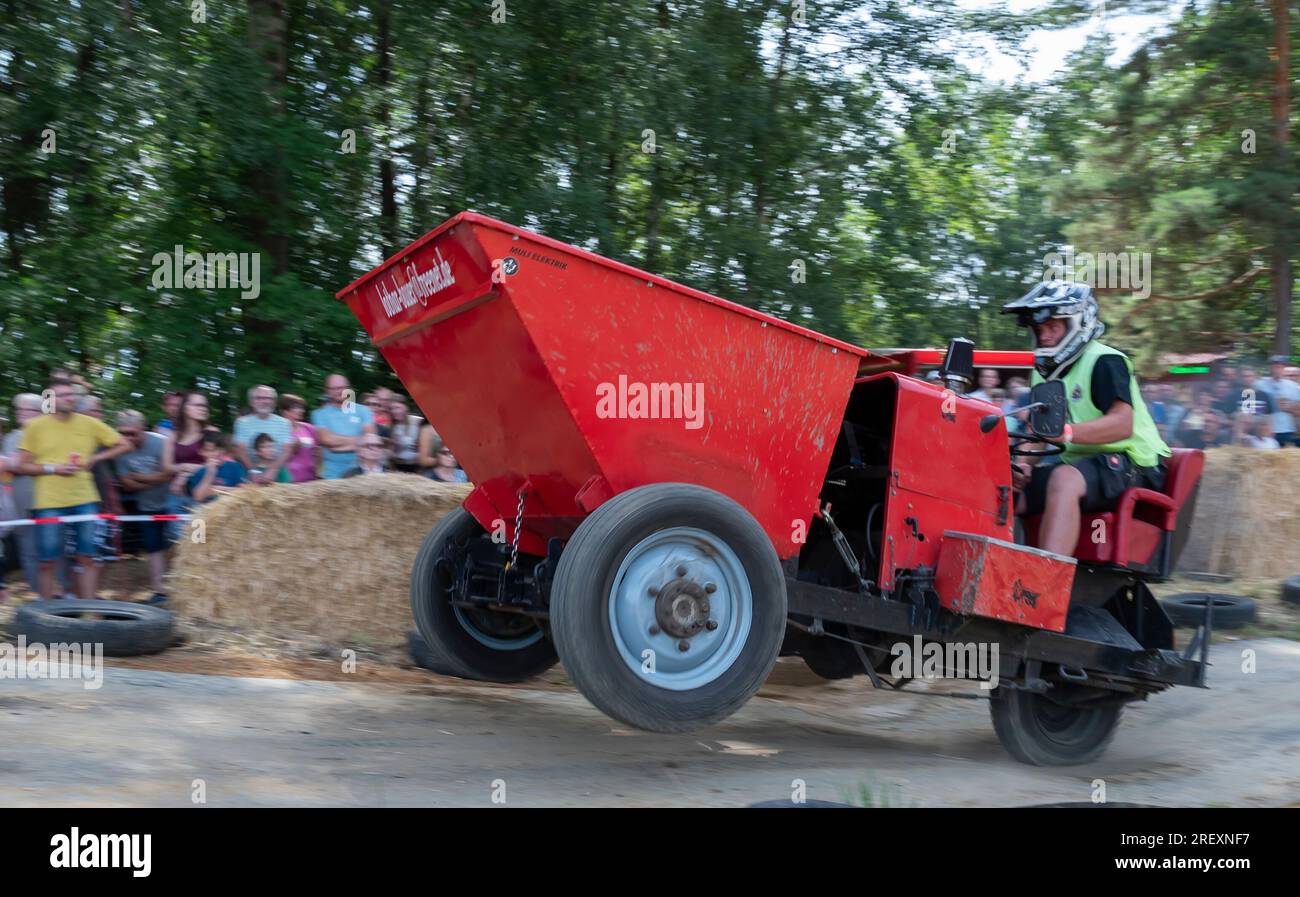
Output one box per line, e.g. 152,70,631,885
1158,592,1256,629
549,482,787,733
11,599,175,657
989,687,1123,766
409,506,558,682
407,628,456,675
1281,576,1300,606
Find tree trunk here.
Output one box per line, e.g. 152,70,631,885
410,61,432,239
243,0,291,378
374,0,398,258
246,0,290,275
645,0,671,272
753,13,791,232
1271,0,1291,356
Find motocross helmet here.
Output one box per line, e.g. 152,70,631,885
1001,282,1104,378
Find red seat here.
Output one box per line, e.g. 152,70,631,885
1023,448,1204,571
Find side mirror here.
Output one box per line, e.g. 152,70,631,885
939,337,975,394
1028,380,1067,439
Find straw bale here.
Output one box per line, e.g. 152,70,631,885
168,449,1300,646
1179,448,1300,578
170,475,471,648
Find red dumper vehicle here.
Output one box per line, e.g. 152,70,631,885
336,212,1211,766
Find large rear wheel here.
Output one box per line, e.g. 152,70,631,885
550,483,787,733
989,686,1122,766
409,507,558,682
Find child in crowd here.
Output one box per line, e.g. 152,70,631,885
186,433,248,502
249,433,292,484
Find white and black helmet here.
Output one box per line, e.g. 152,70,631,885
1001,282,1104,378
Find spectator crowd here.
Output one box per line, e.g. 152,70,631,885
976,356,1300,451
2,356,1296,608
0,370,468,605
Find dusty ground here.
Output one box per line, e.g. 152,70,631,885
1,571,1297,807
1,637,1298,807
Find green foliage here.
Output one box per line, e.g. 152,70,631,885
0,0,1294,424
1049,2,1298,369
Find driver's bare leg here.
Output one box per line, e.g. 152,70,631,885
1038,464,1086,555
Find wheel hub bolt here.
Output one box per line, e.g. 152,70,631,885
705,620,719,631
675,565,688,578
649,624,661,636
678,640,690,652
703,582,717,593
648,585,659,597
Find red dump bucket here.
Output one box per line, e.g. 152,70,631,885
336,212,867,558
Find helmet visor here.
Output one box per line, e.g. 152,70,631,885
1015,306,1061,329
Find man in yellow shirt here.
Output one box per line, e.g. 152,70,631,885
14,381,130,599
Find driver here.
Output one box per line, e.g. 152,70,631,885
1002,283,1170,556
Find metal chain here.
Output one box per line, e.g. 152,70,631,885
506,487,527,571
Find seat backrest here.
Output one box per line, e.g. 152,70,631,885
1162,448,1205,510
1162,448,1205,575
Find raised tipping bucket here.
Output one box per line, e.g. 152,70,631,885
336,211,866,558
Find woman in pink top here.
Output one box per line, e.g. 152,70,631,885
279,394,320,482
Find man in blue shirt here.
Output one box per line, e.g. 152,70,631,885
232,385,295,483
311,373,376,479
1260,356,1299,447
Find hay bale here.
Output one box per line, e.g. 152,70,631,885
170,475,471,648
1179,448,1300,578
167,450,1300,646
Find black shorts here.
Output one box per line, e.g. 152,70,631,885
1022,453,1166,518
137,520,175,555
0,530,19,578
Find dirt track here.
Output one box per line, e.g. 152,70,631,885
2,639,1298,807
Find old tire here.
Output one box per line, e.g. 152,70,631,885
1159,593,1256,629
801,647,865,681
1281,576,1300,606
409,507,558,682
11,599,174,657
407,629,449,674
550,483,787,733
989,688,1122,766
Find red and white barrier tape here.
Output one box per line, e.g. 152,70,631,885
0,513,193,528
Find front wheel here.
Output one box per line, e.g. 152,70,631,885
550,483,787,733
409,507,558,682
989,686,1122,766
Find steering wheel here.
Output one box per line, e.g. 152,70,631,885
1009,433,1065,457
